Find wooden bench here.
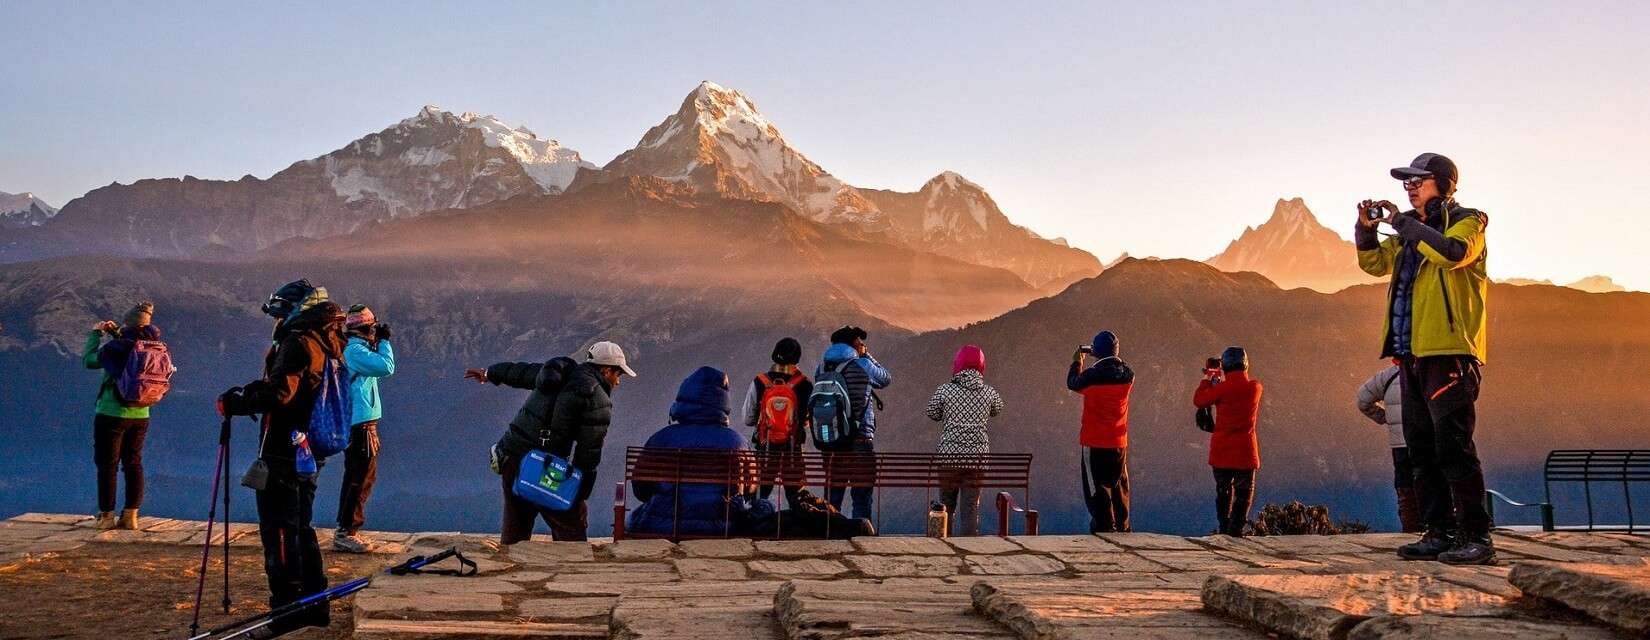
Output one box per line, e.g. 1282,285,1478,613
1489,449,1649,532
613,447,1037,540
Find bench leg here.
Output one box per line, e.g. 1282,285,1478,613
613,481,627,541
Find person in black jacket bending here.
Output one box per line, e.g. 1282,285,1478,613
466,341,635,542
217,280,344,636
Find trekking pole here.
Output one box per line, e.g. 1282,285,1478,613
220,412,233,614
186,547,475,640
189,413,232,638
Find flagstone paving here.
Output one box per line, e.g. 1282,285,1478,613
7,513,1650,639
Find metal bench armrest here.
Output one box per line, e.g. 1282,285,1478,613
1485,489,1555,531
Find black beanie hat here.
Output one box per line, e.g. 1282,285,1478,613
829,325,868,345
1221,346,1250,372
772,337,802,365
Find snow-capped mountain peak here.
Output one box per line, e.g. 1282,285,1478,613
606,81,880,227
1206,197,1381,293
0,190,58,228
920,171,995,234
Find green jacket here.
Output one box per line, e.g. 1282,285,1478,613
83,331,150,419
1357,201,1490,363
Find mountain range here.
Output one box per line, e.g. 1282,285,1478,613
1502,275,1628,293
2,81,1098,296
1204,197,1381,293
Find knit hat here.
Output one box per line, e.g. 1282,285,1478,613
124,301,154,328
1221,346,1249,372
771,337,802,365
345,304,377,328
1390,152,1459,196
1091,331,1119,359
952,344,986,376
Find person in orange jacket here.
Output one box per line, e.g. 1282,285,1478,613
1193,347,1263,537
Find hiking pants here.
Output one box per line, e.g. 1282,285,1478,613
1213,468,1256,537
336,421,380,534
1083,447,1131,533
824,438,876,520
93,414,148,512
254,465,329,633
1390,447,1414,489
940,465,983,536
499,451,589,544
1399,355,1491,537
754,442,805,509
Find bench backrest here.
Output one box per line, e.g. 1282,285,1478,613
1543,450,1650,482
622,447,1034,489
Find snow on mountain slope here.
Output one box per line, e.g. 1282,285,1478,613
0,191,57,228
602,81,882,229
1205,197,1381,293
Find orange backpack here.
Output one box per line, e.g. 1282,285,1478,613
755,373,805,445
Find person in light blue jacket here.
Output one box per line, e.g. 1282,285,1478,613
334,304,395,553
815,326,892,519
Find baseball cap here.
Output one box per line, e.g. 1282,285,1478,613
1390,153,1459,194
586,341,637,377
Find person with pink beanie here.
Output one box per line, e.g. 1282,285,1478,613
924,344,1004,535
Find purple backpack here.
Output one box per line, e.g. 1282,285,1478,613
115,339,176,407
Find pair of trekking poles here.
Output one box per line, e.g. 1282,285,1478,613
188,405,476,639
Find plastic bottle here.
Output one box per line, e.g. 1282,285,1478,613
293,431,317,476
926,500,949,538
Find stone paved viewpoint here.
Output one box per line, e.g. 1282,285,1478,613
4,513,1649,639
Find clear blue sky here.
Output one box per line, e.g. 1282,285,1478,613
4,1,1647,288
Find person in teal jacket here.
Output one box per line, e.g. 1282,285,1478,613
83,301,159,530
334,304,395,553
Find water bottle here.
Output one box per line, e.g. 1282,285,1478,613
292,431,317,476
926,500,949,538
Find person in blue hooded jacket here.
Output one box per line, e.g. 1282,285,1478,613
627,366,770,537
815,326,892,519
334,304,395,553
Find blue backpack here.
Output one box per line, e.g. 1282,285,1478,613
809,365,854,449
307,356,352,459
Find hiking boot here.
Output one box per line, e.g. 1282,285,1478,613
333,530,370,553
1439,537,1497,565
1396,529,1457,560
117,509,140,530
94,511,117,529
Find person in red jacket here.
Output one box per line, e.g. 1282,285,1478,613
1067,331,1134,533
1193,346,1263,537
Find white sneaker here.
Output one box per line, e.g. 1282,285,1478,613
332,531,371,553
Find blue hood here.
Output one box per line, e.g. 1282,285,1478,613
668,366,731,426
1092,331,1119,359
822,342,858,366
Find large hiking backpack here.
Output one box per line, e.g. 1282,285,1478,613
809,366,854,448
115,339,176,408
308,356,353,459
755,373,804,446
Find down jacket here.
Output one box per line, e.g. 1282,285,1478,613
628,366,766,537
1355,365,1406,448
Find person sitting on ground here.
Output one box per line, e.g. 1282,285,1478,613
1067,330,1134,533
741,337,812,509
628,366,771,538
926,344,1003,536
84,301,165,530
1193,346,1263,537
333,305,395,553
1356,362,1421,533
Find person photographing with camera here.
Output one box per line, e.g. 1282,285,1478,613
1355,152,1494,565
1067,330,1134,533
1193,347,1262,537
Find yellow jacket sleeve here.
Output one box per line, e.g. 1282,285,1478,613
1358,236,1400,277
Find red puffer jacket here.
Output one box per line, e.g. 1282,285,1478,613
1068,358,1134,448
1193,371,1263,470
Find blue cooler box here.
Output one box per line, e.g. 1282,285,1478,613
512,450,583,512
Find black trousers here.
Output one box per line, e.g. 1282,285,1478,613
1399,355,1491,537
753,441,805,509
1391,447,1414,489
1083,447,1131,533
255,464,329,633
498,452,589,544
93,414,148,512
1213,468,1256,537
336,421,380,534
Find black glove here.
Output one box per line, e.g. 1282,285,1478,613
374,323,393,340
218,388,254,417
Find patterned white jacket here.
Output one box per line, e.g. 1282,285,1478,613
925,369,1005,457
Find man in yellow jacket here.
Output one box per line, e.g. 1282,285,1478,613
1355,152,1494,565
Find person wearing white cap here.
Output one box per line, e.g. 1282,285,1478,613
519,340,635,541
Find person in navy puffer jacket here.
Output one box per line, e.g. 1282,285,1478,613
627,366,771,537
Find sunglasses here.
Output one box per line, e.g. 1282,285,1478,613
1401,176,1433,189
